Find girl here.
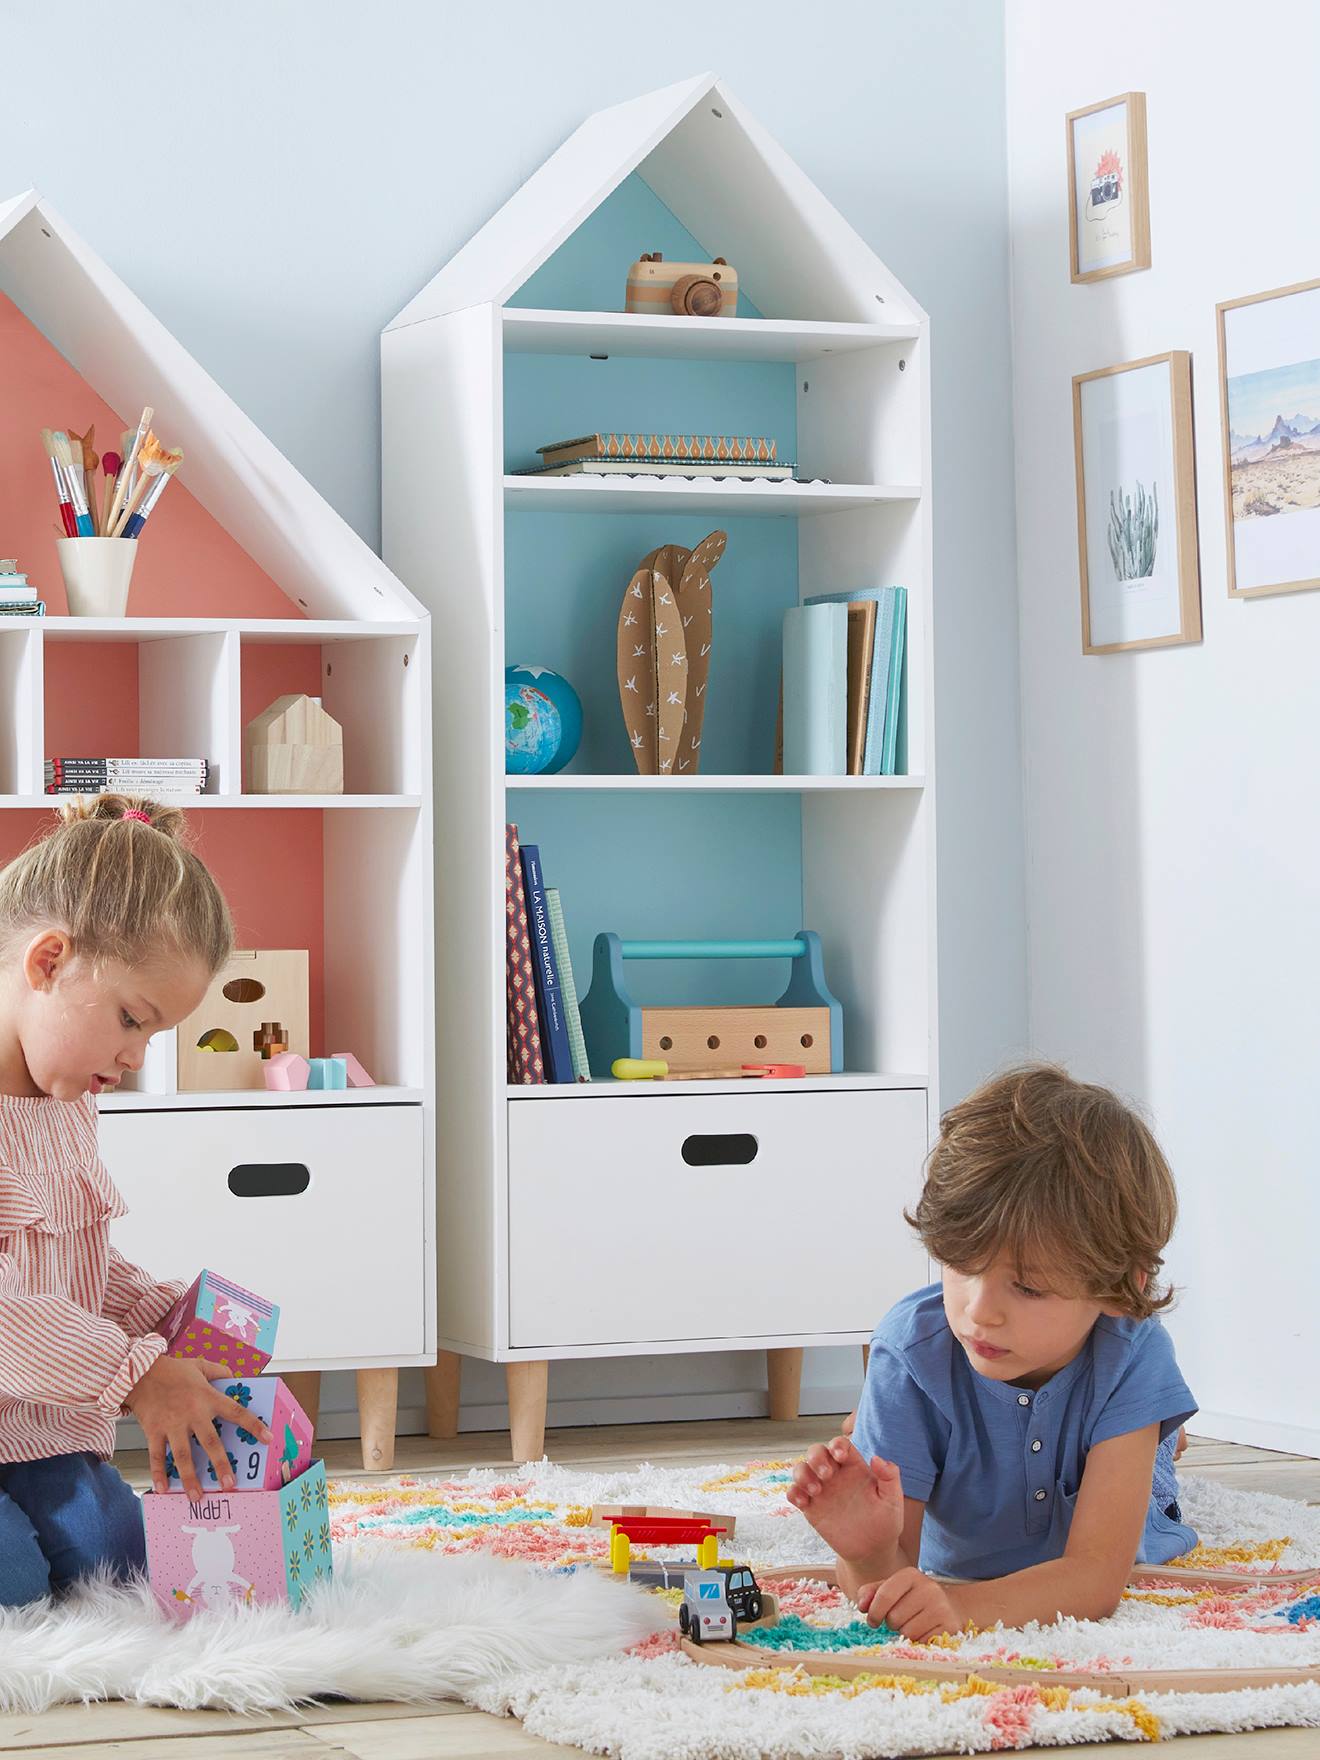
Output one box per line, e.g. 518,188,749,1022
789,1065,1197,1639
0,796,272,1608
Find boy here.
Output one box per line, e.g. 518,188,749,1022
789,1065,1196,1639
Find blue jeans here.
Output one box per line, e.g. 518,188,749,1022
0,1453,145,1607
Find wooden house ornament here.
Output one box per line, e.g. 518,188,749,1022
246,693,343,794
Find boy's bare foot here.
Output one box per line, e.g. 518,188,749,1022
787,1435,906,1564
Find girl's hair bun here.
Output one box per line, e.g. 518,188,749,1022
56,793,189,845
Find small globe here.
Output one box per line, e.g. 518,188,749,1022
505,665,582,775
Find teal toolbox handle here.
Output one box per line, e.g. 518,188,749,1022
616,940,806,961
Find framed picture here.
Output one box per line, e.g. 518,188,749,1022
1217,277,1320,598
1073,352,1202,654
1066,93,1151,284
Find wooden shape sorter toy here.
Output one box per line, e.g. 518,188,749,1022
176,950,310,1092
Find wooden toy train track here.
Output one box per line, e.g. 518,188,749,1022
677,1562,1320,1697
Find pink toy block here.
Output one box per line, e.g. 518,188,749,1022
165,1375,313,1495
159,1269,279,1376
331,1052,375,1087
263,1051,310,1091
144,1460,330,1619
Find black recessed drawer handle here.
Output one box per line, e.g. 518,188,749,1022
227,1163,310,1198
681,1133,758,1167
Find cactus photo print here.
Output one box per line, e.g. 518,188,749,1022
1072,353,1203,653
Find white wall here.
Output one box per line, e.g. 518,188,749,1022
1006,0,1320,1454
4,0,1026,1442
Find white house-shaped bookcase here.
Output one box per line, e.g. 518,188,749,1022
383,74,934,1462
0,191,435,1467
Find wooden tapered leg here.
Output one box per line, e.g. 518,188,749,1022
282,1371,322,1435
767,1347,804,1422
356,1367,398,1471
506,1360,548,1463
862,1342,870,1372
425,1350,462,1439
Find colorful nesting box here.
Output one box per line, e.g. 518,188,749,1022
164,1375,313,1494
159,1270,279,1377
578,932,843,1075
143,1459,331,1618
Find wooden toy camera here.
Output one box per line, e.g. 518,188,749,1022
579,933,842,1075
625,252,738,318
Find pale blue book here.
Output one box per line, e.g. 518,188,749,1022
804,586,902,774
881,587,907,775
782,602,847,775
545,886,590,1081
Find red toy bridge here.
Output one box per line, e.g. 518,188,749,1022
608,1515,731,1545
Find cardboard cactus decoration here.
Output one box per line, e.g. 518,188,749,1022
616,530,726,775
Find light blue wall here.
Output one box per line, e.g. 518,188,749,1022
2,0,1026,1431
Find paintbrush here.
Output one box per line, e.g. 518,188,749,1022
41,429,78,537
121,449,182,538
100,451,122,535
111,437,180,536
105,406,153,536
69,426,99,534
53,431,94,535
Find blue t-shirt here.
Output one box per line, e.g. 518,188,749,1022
851,1284,1198,1579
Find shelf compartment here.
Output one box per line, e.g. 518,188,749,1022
42,628,232,795
0,805,429,1093
503,308,921,362
0,626,42,793
239,630,423,795
503,474,920,517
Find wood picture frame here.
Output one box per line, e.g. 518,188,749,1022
1066,93,1151,284
1217,276,1320,598
1073,351,1202,654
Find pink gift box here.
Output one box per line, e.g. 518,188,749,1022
166,1375,313,1495
144,1459,330,1618
159,1269,279,1377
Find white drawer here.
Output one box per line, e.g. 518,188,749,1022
102,1105,426,1365
507,1088,928,1349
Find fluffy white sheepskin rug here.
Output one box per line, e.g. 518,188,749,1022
0,1548,667,1715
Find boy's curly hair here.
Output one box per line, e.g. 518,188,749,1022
906,1064,1177,1320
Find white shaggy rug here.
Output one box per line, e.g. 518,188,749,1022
0,1549,666,1716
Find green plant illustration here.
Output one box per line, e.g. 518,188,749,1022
1107,480,1159,580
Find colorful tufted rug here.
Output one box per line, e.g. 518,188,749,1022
329,1456,1320,1757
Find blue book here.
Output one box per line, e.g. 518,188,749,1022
880,587,907,775
782,602,847,774
519,843,574,1083
804,586,903,774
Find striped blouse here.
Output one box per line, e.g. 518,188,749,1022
0,1091,184,1463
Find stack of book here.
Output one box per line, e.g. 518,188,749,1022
45,757,210,796
519,433,794,480
505,823,591,1085
0,559,45,617
779,586,907,776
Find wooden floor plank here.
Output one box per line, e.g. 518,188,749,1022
303,1715,583,1758
4,1732,331,1759
0,1704,454,1752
